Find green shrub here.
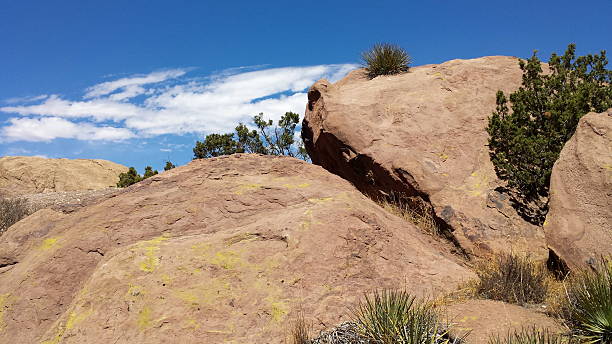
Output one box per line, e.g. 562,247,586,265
487,44,612,223
475,253,547,305
163,161,176,171
361,43,411,79
0,197,30,236
117,166,158,188
488,327,572,344
352,290,454,344
560,260,612,344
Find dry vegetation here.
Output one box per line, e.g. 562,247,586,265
0,197,31,236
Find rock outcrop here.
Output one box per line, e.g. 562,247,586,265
0,156,127,197
0,154,472,343
544,110,612,270
302,56,547,258
446,300,563,344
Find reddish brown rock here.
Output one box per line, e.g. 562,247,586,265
0,156,127,197
302,56,547,259
0,154,472,343
544,110,612,270
445,300,563,344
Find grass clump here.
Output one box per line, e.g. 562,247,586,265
0,197,30,236
558,259,612,344
291,313,312,344
377,197,440,236
352,290,457,344
474,252,547,305
362,43,411,79
488,327,572,344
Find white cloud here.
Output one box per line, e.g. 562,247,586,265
0,63,358,142
84,69,186,99
1,117,136,142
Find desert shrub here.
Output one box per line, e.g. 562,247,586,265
558,259,612,344
352,290,456,344
142,166,158,179
163,161,176,171
488,327,572,344
361,43,411,79
193,112,308,160
117,166,158,188
487,44,612,223
0,197,30,236
475,252,547,305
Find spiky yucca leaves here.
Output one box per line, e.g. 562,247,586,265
352,290,454,344
561,259,612,344
475,253,547,305
361,43,411,79
488,327,572,344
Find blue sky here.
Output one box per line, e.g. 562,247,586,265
1,0,611,172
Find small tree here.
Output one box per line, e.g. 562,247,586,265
143,166,158,179
193,113,309,160
487,44,612,222
117,167,142,187
117,166,158,188
193,133,239,159
163,161,176,171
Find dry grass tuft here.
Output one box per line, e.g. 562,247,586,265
376,197,440,236
473,252,548,305
488,326,573,344
290,313,312,344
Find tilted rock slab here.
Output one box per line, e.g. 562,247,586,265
0,156,127,196
0,154,472,343
303,56,547,258
544,110,612,270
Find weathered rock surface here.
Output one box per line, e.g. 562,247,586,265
0,156,127,197
544,110,612,270
303,56,547,258
0,154,472,343
446,300,562,344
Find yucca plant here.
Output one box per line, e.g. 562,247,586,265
561,259,612,344
488,327,572,344
475,252,547,305
352,290,455,344
361,43,411,79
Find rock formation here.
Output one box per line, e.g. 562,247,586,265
302,56,547,259
0,154,472,343
544,110,612,270
0,156,127,197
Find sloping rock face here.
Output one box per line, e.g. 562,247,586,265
0,154,472,344
0,156,127,197
544,110,612,270
302,56,547,258
446,300,563,344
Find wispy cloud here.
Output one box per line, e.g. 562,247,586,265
84,69,187,99
0,64,357,142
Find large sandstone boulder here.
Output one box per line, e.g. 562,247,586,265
544,110,612,270
0,154,472,344
0,156,127,197
302,56,547,258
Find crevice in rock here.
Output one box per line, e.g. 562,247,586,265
303,127,469,259
546,248,570,279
